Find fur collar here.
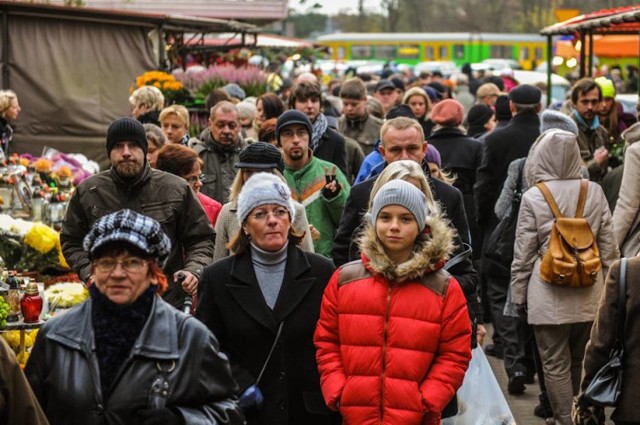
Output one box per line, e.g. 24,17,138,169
358,213,455,283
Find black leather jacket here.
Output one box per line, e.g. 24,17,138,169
25,296,245,425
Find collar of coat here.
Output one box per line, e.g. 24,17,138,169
358,212,454,283
43,296,180,360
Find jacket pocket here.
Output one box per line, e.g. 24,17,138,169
140,200,176,224
302,391,332,415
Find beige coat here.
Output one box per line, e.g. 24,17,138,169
612,122,640,250
213,200,314,261
511,129,619,325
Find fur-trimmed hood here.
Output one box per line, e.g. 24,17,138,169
358,213,455,283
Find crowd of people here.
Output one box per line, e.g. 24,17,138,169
3,63,640,425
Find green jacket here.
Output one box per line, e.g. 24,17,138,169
284,156,350,258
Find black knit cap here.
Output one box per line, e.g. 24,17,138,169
106,117,148,157
235,142,285,173
276,110,312,143
494,95,512,121
466,104,494,126
509,84,542,105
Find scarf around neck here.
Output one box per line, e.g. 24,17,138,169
310,113,328,151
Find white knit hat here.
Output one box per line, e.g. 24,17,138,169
371,180,428,231
237,173,296,224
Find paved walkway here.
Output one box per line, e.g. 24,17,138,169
484,324,614,425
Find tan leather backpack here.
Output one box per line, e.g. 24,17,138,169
537,180,601,288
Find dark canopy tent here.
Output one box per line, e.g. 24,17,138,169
540,6,640,104
0,1,256,165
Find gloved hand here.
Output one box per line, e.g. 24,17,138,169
239,384,264,413
137,408,184,425
571,396,605,425
322,166,342,200
514,303,528,321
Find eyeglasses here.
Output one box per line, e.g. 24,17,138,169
185,174,204,184
249,207,289,221
93,257,149,273
279,129,308,139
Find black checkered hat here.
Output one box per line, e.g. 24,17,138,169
83,209,171,263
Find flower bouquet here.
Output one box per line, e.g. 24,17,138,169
131,70,192,105
0,215,69,274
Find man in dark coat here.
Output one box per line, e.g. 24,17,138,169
194,101,248,204
61,117,215,310
332,117,482,351
474,84,542,393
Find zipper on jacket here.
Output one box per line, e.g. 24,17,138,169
379,284,392,424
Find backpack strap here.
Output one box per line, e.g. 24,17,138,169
535,182,563,219
575,179,589,219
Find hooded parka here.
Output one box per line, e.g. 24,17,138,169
510,129,619,325
315,213,471,425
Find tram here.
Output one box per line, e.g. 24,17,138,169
315,33,547,70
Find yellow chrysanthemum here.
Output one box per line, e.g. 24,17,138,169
24,223,58,254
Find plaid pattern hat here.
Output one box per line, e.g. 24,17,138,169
83,209,171,263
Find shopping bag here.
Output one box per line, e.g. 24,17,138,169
441,347,515,425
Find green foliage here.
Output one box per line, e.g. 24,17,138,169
287,10,328,39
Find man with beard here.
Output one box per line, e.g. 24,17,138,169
61,117,215,310
570,78,610,182
277,110,350,258
193,100,248,203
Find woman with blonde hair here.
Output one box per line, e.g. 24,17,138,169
213,142,314,261
402,86,433,137
0,90,20,158
130,86,165,126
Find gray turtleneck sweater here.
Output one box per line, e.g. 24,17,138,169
250,241,288,309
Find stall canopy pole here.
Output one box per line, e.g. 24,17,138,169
588,31,594,77
579,31,586,78
546,35,552,107
2,9,9,88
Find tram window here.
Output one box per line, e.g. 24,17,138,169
490,45,513,59
425,46,434,60
338,47,345,59
453,44,465,59
398,45,419,60
520,47,530,61
534,47,543,60
351,45,372,59
439,45,448,59
376,45,396,60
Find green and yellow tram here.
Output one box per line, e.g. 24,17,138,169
315,33,546,70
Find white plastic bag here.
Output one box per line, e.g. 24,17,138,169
442,347,515,425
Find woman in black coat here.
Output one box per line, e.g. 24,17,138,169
197,172,339,425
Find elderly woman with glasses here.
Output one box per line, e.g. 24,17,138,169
25,209,244,425
197,173,340,425
155,143,222,227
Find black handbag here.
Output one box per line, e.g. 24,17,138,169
483,160,525,277
581,257,627,407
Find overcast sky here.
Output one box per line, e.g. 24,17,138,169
291,0,382,16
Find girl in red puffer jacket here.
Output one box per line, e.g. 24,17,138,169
315,179,472,425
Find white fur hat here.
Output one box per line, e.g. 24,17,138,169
237,173,296,224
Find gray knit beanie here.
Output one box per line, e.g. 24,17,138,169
371,180,427,231
237,172,296,224
540,110,579,135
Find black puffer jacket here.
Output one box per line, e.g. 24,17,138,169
61,164,215,309
25,296,245,425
